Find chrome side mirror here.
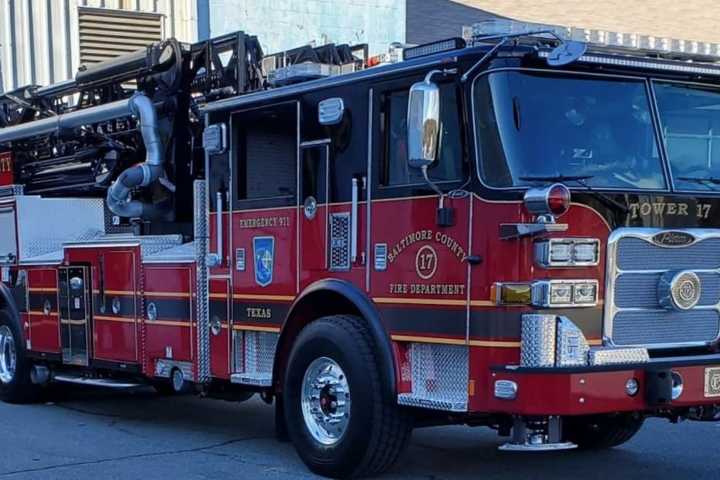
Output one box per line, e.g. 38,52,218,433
407,74,440,169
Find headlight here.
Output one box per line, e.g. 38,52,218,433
535,238,600,267
550,282,573,304
532,279,599,308
573,282,597,304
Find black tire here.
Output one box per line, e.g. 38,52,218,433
0,309,38,404
151,379,176,396
283,315,413,478
564,413,644,449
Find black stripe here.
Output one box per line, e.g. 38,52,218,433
375,306,604,340
28,292,56,312
146,298,191,321
232,301,288,327
379,305,466,337
93,294,134,317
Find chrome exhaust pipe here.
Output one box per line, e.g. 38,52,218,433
106,93,168,219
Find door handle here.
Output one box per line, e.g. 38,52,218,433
351,178,359,263
208,191,223,267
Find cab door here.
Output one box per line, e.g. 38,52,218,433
368,78,471,343
299,140,330,283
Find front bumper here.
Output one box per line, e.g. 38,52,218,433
487,354,720,416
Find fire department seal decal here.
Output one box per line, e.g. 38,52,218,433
415,245,438,280
253,236,275,287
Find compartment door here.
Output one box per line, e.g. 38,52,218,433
59,266,90,366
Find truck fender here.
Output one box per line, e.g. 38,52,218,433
273,279,396,399
0,282,22,338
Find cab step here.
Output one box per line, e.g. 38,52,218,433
230,372,272,387
53,374,143,389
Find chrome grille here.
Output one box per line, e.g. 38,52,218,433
606,228,720,348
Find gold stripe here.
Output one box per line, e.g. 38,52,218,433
588,339,603,346
232,294,295,302
373,297,466,306
391,335,466,346
146,320,192,327
391,335,522,348
231,324,281,333
470,300,496,307
209,293,228,299
94,315,135,323
28,287,57,293
93,289,135,296
27,311,58,317
468,340,521,348
144,291,191,298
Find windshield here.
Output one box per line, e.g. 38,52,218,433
654,81,720,191
474,71,666,190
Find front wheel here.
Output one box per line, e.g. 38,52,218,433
0,309,38,404
564,413,644,449
283,315,413,478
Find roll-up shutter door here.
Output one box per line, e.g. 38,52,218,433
78,7,163,67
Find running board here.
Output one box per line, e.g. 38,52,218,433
230,372,272,387
53,374,143,389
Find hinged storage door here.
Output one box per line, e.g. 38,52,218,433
58,266,91,366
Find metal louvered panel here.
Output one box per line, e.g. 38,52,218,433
605,228,720,349
78,8,162,67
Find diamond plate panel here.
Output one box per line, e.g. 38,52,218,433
397,343,468,412
329,213,350,271
520,314,556,367
243,331,279,376
16,196,105,261
194,180,211,383
588,347,649,366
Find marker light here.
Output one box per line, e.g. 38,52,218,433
523,183,571,220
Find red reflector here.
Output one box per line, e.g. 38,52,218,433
547,184,570,217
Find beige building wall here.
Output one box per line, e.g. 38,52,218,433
457,0,720,43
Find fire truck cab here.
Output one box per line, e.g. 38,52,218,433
1,19,720,478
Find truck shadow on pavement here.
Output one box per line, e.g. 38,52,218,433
34,386,712,480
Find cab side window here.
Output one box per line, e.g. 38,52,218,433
380,82,464,187
235,103,297,203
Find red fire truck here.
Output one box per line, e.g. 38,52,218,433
1,18,720,477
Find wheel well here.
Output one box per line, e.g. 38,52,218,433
273,282,396,398
0,283,20,328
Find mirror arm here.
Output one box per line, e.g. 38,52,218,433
422,166,445,208
461,29,566,83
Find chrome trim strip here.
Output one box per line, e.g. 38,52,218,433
365,88,373,292
604,227,720,349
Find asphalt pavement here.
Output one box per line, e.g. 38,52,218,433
0,387,718,479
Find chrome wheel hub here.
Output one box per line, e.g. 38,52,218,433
301,357,351,445
0,326,16,384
